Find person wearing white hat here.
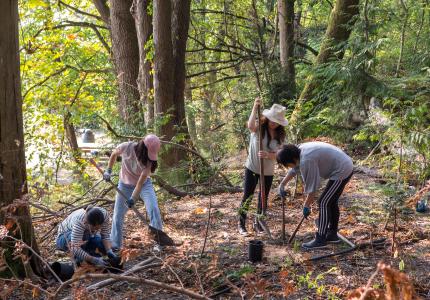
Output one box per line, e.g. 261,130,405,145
238,98,288,236
103,134,163,249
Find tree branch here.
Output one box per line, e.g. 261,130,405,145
56,273,211,299
58,0,103,21
92,0,111,25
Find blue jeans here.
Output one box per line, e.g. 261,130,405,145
56,231,106,263
110,179,163,248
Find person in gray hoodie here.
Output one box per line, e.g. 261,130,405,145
277,142,353,249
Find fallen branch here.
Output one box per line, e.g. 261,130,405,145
86,257,159,291
56,273,212,300
152,175,241,197
97,114,234,187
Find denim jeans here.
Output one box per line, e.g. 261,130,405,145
56,231,106,263
110,179,163,248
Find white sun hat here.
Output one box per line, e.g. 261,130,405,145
262,104,288,126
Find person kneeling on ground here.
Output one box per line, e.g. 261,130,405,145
56,207,118,266
277,142,353,249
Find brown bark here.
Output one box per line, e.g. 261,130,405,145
132,0,155,128
278,0,296,96
92,0,111,25
290,0,360,126
172,0,191,138
153,0,176,165
153,0,191,167
109,0,141,125
0,0,43,277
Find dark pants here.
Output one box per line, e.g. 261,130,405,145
56,231,106,263
239,168,273,225
317,172,353,236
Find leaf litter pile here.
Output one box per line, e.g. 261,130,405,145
3,164,430,299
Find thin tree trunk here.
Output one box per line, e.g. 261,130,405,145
109,0,141,125
395,0,408,77
290,0,360,126
92,0,110,25
0,0,43,277
132,0,155,128
413,1,426,52
278,0,296,96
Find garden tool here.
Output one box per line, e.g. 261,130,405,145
256,102,273,240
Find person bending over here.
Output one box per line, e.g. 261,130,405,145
277,142,353,249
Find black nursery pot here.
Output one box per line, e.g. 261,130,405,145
51,261,75,281
248,240,264,263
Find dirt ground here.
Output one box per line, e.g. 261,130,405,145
9,162,430,299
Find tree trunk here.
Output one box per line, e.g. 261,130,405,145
278,0,296,97
290,0,360,126
171,0,191,144
153,0,176,166
132,0,155,128
109,0,141,126
153,0,191,167
0,0,43,277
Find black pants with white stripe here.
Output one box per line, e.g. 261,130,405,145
317,172,353,236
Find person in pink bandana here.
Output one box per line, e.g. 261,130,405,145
103,134,162,249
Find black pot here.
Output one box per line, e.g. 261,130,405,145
51,261,75,281
248,240,264,262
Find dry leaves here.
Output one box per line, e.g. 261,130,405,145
347,262,416,300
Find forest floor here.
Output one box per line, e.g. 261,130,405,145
9,153,430,299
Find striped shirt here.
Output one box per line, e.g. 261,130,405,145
57,208,110,261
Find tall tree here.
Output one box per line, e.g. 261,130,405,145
109,0,141,126
290,0,360,126
0,0,43,277
278,0,296,96
132,0,155,127
153,0,191,166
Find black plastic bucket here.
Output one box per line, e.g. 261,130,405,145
248,240,264,262
51,261,75,281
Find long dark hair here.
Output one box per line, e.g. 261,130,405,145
260,117,286,148
134,140,158,173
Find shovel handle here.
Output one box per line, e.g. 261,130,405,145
288,215,305,244
88,158,148,224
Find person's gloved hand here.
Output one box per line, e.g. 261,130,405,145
303,206,311,219
279,185,288,198
107,249,118,260
127,195,137,208
107,249,121,267
92,256,108,267
103,168,112,182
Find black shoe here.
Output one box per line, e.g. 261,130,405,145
302,233,327,249
326,230,341,244
238,224,249,236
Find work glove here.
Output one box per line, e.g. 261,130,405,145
107,249,121,267
127,195,137,208
92,256,108,267
103,168,112,182
303,206,311,219
279,185,288,198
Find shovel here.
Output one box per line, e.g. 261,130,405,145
256,102,273,240
88,158,175,246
